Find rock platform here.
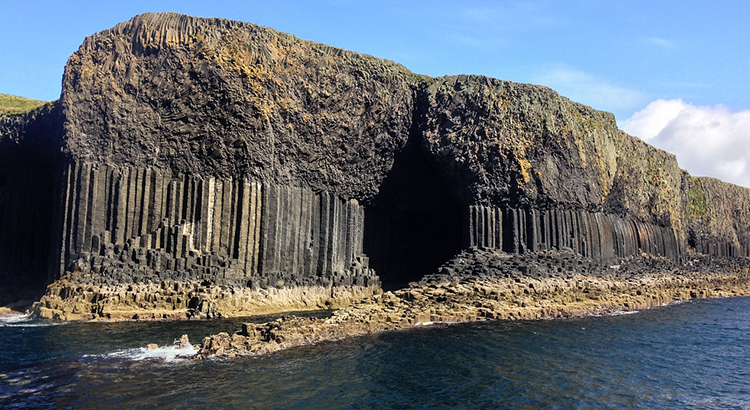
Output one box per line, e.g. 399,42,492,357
196,249,750,358
32,274,379,321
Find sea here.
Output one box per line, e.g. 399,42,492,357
2,297,750,409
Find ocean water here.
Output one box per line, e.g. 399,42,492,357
2,297,750,409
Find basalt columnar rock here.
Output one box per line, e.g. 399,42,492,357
1,12,750,318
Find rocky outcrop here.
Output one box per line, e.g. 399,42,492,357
196,249,750,358
33,273,376,321
1,12,750,316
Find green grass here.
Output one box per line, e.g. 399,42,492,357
686,180,708,219
0,93,49,116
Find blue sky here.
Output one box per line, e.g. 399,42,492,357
3,1,750,186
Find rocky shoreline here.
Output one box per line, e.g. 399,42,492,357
195,249,750,358
31,275,379,322
19,247,750,360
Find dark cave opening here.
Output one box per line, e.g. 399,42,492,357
363,139,464,290
0,166,57,308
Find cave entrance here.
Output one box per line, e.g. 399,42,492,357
0,167,56,309
363,139,464,290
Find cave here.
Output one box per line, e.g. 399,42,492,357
0,167,57,307
363,139,464,289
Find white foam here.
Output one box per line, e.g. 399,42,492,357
0,312,31,323
4,322,70,328
92,339,199,363
591,310,641,318
606,310,640,316
0,312,48,327
0,313,70,327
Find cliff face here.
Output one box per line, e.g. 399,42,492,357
419,76,685,224
61,13,417,199
684,177,750,256
2,12,750,315
421,75,620,208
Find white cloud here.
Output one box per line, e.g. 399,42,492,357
620,99,685,141
622,99,750,188
532,66,646,117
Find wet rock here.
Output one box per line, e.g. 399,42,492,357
196,250,750,359
177,334,191,349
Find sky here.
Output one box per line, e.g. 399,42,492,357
2,1,750,187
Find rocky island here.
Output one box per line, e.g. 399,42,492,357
2,13,750,357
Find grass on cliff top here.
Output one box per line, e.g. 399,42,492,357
0,93,49,116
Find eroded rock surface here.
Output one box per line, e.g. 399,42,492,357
33,272,378,321
61,13,417,198
197,249,750,358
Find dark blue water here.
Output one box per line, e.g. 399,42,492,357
2,297,750,409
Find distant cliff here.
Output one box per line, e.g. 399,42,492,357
1,13,749,316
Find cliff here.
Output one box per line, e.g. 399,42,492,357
1,12,749,317
61,13,417,198
684,176,750,256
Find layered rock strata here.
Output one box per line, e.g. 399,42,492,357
197,249,750,358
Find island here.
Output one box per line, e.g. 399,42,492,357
2,13,750,357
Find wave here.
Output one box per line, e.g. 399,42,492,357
592,310,641,318
86,338,199,363
607,310,641,316
0,312,31,324
3,322,71,328
0,313,70,327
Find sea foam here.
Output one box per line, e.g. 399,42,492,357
0,313,70,327
0,313,30,324
90,338,199,363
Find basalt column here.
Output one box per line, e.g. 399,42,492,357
57,161,378,288
467,206,684,263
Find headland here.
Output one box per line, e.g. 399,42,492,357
1,14,750,354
